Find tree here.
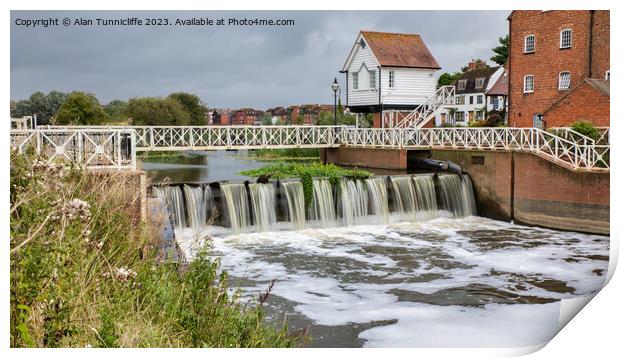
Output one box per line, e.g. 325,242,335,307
260,113,273,125
11,90,68,124
125,97,190,126
460,58,489,72
491,35,510,66
104,100,128,122
167,92,207,125
437,72,462,87
55,92,107,125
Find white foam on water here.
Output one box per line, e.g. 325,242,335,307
173,215,609,348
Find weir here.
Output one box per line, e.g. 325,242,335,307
154,173,477,234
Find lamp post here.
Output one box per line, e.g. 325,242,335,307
331,77,339,125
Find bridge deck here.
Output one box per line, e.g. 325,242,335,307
10,125,610,173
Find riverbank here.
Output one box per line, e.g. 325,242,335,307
9,152,306,347
243,148,320,161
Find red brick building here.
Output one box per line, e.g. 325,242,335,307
231,108,264,125
211,109,231,125
507,10,610,128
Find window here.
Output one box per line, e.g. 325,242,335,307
457,79,468,90
558,71,571,90
524,74,534,93
475,111,485,120
352,72,358,90
492,97,499,110
359,38,366,49
560,29,572,49
524,35,535,53
455,112,465,122
475,78,485,89
476,95,484,104
369,70,376,88
533,114,544,129
388,70,395,88
469,96,474,105
456,95,465,105
605,70,610,80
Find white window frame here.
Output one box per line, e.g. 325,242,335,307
492,97,499,111
455,111,465,122
475,78,485,89
560,29,572,49
475,110,485,120
524,35,535,53
352,72,358,90
388,70,395,88
558,71,571,90
369,70,376,89
605,70,610,80
476,95,484,104
457,79,467,91
524,74,534,93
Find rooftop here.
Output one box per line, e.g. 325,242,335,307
358,31,441,69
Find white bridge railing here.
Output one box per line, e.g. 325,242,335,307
11,125,609,172
382,85,455,129
10,128,136,170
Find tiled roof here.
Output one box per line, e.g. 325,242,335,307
360,31,441,69
453,66,501,94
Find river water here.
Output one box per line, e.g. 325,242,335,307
145,153,610,349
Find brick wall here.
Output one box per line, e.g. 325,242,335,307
508,10,610,127
543,82,610,127
323,146,407,170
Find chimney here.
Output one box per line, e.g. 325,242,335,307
467,60,477,71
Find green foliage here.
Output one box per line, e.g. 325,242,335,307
260,113,274,126
460,59,489,72
125,97,191,126
11,91,68,124
104,100,128,123
250,148,320,160
10,153,305,347
167,92,208,126
438,72,462,87
240,163,371,210
570,121,601,140
55,91,107,125
316,111,358,126
240,162,371,181
491,35,510,66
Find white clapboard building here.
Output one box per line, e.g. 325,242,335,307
340,31,446,128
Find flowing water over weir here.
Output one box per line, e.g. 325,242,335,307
154,173,477,233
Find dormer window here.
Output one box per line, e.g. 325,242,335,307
457,79,468,91
524,35,535,53
560,29,572,49
475,78,485,89
359,38,366,49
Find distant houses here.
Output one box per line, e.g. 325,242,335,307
208,104,337,125
436,62,508,126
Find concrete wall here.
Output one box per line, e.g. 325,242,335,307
428,149,609,234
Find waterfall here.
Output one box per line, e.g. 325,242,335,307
366,177,389,224
413,175,438,220
154,186,186,228
339,179,368,226
461,174,477,216
249,183,277,231
309,179,336,227
221,183,250,232
390,176,417,221
203,185,215,224
438,174,476,218
282,181,306,229
183,185,207,228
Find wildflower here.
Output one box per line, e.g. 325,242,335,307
113,266,137,282
96,241,103,250
62,198,91,221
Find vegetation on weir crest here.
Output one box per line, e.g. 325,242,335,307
10,151,306,348
247,148,320,160
239,162,372,206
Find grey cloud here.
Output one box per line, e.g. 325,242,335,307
11,10,510,109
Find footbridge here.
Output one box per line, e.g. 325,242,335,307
10,125,610,172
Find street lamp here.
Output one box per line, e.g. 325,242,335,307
331,77,339,125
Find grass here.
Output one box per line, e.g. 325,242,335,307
239,162,372,207
10,150,306,347
245,148,320,161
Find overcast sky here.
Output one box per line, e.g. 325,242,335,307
11,10,510,109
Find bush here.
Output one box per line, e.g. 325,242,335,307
10,151,305,347
570,121,601,141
